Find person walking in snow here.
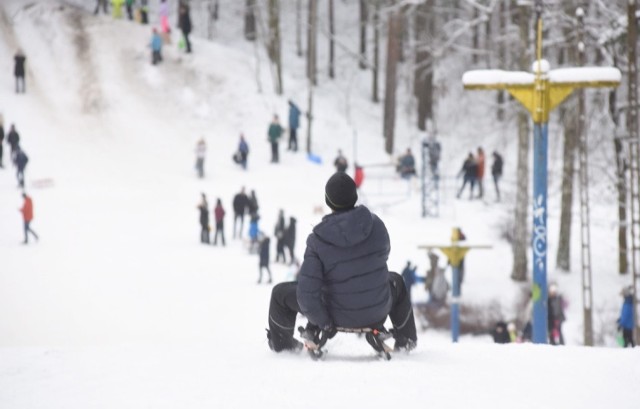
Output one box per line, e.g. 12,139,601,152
476,147,486,199
258,234,273,284
0,113,5,168
248,213,260,253
139,0,149,24
397,148,416,179
6,124,20,159
248,190,259,217
178,2,192,53
212,198,226,246
283,216,297,265
125,0,135,20
159,0,171,43
195,138,206,178
547,284,566,345
233,134,249,170
197,193,210,244
456,152,477,200
266,172,418,353
267,115,284,163
274,209,287,263
232,187,250,239
333,149,348,173
491,151,503,201
14,50,26,94
617,286,635,348
19,192,39,244
287,100,301,152
15,146,28,188
150,27,163,65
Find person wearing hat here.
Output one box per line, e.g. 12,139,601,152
617,286,635,348
266,172,417,353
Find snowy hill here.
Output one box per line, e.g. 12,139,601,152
0,1,638,408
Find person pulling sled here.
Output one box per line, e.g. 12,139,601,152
266,172,417,359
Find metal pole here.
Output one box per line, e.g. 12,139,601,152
451,265,461,342
532,122,549,344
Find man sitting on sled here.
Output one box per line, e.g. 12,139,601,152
266,172,417,356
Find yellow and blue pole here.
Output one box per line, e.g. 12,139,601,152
531,0,549,344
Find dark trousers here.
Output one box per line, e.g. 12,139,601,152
152,50,162,65
0,143,4,166
285,243,295,264
141,9,148,24
196,158,204,178
493,174,501,201
17,167,25,187
94,0,108,14
275,239,286,263
233,213,244,239
23,221,38,244
200,224,210,244
15,76,25,94
548,320,565,345
270,142,279,163
182,30,192,53
213,221,225,246
258,265,272,283
267,271,417,351
622,328,635,348
126,4,133,19
477,177,484,198
457,176,475,199
288,128,298,152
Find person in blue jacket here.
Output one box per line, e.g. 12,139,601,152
150,28,162,65
287,100,300,152
266,172,417,353
617,286,635,348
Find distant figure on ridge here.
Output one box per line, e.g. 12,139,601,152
476,147,486,199
456,152,477,200
213,198,226,246
14,49,26,94
15,146,29,189
333,149,348,173
195,138,206,178
491,151,503,201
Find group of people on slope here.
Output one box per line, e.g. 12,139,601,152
457,147,503,201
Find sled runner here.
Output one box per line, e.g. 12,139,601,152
298,325,394,361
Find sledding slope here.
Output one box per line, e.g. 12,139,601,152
0,1,638,408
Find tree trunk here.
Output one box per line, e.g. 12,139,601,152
556,2,579,272
296,0,302,57
414,1,433,131
496,0,506,121
372,0,380,103
472,6,479,64
383,7,401,154
328,0,335,79
511,2,530,282
268,0,283,95
359,0,368,69
307,0,318,86
244,0,256,41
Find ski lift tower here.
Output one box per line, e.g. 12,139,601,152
461,0,621,345
421,130,440,217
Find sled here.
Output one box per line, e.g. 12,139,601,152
298,325,394,361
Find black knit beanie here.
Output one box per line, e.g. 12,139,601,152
325,172,358,211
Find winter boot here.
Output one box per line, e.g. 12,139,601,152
266,329,302,353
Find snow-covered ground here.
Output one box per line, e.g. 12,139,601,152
0,1,638,408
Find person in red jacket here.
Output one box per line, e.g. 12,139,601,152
354,163,364,189
213,198,226,246
19,193,39,244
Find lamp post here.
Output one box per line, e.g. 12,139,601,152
461,0,620,344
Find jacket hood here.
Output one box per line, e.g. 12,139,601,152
313,206,373,248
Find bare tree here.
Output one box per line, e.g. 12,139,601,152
372,0,380,102
296,0,302,57
511,0,530,282
307,0,318,86
414,0,434,131
359,0,368,69
244,0,256,41
329,0,335,79
383,5,402,154
267,0,283,95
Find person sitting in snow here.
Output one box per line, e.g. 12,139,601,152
265,172,417,353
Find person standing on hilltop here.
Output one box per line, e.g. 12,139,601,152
232,187,250,239
14,49,26,94
178,2,192,53
287,100,301,152
19,192,39,244
267,115,284,163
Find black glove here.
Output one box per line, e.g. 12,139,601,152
299,323,322,344
323,326,337,340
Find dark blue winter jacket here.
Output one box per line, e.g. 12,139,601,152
619,296,634,330
297,205,392,329
16,150,28,170
288,102,300,130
